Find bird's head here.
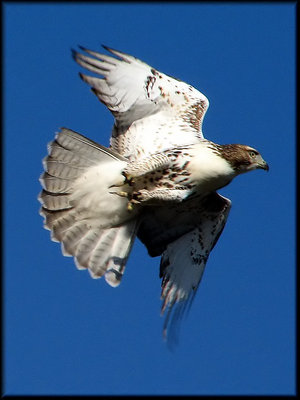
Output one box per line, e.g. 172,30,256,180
218,144,269,174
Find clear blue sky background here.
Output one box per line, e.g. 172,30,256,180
4,3,295,396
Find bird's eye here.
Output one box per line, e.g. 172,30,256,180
249,151,257,158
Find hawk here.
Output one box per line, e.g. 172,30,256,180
39,45,268,341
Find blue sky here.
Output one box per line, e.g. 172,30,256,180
4,3,295,395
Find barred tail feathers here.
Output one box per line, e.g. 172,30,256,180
39,127,137,284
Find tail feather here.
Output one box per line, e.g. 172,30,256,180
71,222,138,285
74,228,102,269
39,127,137,285
60,222,91,256
40,172,74,193
56,127,125,162
38,191,72,211
47,141,99,167
88,229,116,277
104,221,137,286
43,157,87,179
52,212,78,242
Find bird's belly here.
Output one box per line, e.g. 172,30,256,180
191,175,232,194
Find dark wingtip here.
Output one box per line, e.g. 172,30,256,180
71,45,89,61
78,44,88,52
70,48,78,61
101,44,119,55
91,87,98,95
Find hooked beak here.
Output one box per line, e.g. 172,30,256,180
258,159,269,171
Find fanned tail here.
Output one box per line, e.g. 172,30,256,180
39,127,138,285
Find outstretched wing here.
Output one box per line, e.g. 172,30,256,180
138,192,231,342
72,45,209,159
72,45,228,341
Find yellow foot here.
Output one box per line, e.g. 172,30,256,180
119,191,129,197
127,198,141,211
122,171,135,185
108,190,129,198
127,202,134,211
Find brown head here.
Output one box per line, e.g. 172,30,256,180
216,144,269,174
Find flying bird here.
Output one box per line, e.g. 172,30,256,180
39,45,268,341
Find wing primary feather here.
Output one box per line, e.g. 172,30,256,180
101,44,134,63
151,194,231,343
73,44,209,140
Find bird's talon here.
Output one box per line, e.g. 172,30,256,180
127,200,140,210
122,171,134,185
109,190,128,198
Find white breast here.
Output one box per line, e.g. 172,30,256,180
185,144,235,193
